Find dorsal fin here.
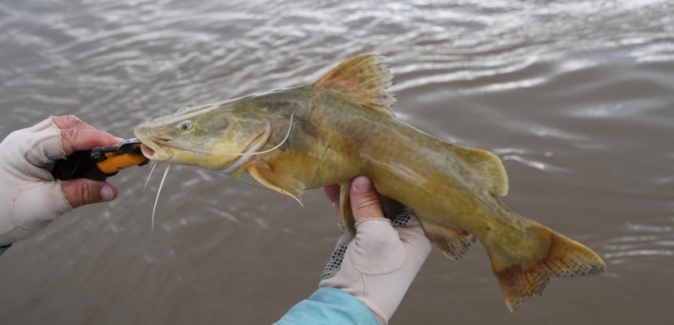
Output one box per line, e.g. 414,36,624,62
311,53,395,116
453,145,509,196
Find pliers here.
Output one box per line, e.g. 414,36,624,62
53,138,149,181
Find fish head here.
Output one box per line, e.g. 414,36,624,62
134,99,272,171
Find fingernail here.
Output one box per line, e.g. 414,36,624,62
353,176,372,192
114,137,125,143
100,185,114,201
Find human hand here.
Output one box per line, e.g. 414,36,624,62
319,176,432,325
0,115,121,246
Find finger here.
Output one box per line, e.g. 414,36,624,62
350,176,385,223
323,184,341,217
51,115,96,130
60,179,118,208
60,128,123,156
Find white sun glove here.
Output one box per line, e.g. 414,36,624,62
0,118,72,246
319,209,432,325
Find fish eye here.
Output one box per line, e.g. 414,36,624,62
179,121,192,131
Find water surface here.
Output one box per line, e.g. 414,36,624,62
1,0,673,324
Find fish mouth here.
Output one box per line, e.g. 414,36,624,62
140,144,156,157
135,135,171,161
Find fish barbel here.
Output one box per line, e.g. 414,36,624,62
134,54,605,311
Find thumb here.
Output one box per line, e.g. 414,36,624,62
60,179,118,209
350,176,385,223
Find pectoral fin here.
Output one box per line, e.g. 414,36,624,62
247,164,305,205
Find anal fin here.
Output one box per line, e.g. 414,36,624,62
417,214,475,260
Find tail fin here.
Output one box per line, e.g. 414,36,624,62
487,221,606,312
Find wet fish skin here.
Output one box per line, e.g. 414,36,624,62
134,54,605,311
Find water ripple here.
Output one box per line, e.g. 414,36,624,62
604,220,674,267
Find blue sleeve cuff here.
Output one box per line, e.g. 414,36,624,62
275,287,379,325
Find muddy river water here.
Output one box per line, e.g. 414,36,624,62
1,0,673,324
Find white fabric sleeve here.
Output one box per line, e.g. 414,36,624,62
0,118,72,246
319,210,432,325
